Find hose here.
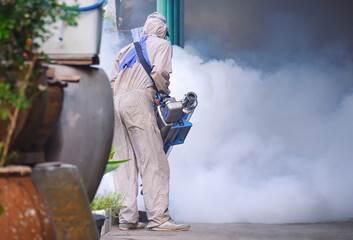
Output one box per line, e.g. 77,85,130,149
68,0,106,12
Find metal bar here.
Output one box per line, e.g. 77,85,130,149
167,0,174,44
173,0,180,46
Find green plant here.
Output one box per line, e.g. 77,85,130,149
0,0,80,166
105,145,130,174
91,145,130,217
91,192,125,218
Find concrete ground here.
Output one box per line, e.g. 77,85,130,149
101,221,353,240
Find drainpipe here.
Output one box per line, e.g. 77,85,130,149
173,0,180,46
180,0,184,47
157,0,167,19
167,0,174,45
115,0,120,32
157,0,183,47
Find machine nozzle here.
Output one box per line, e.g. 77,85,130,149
182,92,198,110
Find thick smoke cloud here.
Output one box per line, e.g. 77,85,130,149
167,47,353,223
169,0,353,223
98,0,353,223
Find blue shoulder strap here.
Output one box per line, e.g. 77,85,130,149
119,35,151,72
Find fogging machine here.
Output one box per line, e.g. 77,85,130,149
155,92,198,156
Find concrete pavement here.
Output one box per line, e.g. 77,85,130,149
101,221,353,240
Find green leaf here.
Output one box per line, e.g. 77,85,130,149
105,145,131,174
0,204,3,215
104,159,131,174
104,163,120,175
109,144,124,160
1,112,8,120
108,150,115,160
107,159,131,165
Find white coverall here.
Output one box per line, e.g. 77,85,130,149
109,12,172,228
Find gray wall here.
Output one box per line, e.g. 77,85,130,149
184,0,353,70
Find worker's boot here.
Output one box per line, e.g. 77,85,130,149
151,219,190,231
119,222,145,230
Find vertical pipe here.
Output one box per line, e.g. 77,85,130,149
173,0,180,46
180,0,184,47
167,0,174,44
157,0,167,19
115,0,120,32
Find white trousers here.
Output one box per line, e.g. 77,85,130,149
112,89,170,228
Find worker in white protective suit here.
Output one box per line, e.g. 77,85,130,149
109,12,190,231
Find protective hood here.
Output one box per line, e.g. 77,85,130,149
143,12,169,39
